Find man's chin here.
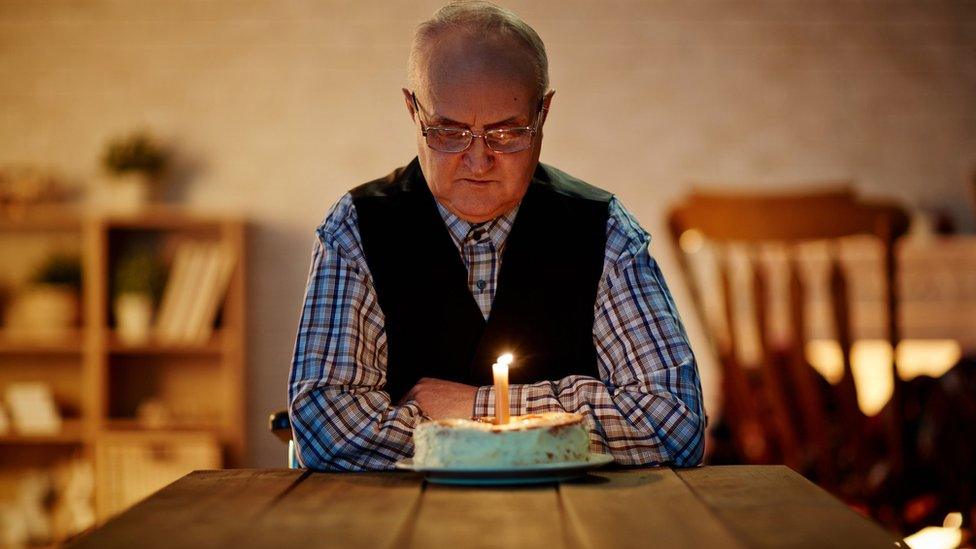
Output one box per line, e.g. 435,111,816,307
446,200,506,223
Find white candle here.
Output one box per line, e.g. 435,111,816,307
492,353,514,424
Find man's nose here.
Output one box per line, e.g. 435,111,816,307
462,133,494,174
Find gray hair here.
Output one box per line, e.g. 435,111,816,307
408,1,549,101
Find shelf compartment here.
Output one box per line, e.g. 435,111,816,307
101,207,242,231
107,356,226,430
0,357,85,422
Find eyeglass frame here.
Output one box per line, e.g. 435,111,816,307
410,91,549,154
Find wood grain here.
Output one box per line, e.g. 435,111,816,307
69,469,307,549
407,482,567,549
234,471,424,549
560,468,744,549
69,466,903,549
676,466,900,548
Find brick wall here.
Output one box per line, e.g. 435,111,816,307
1,0,974,466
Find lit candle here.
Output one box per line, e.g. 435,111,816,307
492,353,514,424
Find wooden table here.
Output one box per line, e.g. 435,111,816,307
70,465,902,548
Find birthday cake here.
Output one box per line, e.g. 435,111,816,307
412,412,590,468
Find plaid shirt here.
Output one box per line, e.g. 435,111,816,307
289,189,705,471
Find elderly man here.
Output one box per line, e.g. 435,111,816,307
289,1,705,471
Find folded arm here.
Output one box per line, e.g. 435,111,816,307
288,195,422,471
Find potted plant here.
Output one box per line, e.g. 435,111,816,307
99,131,168,210
113,250,164,345
7,253,82,340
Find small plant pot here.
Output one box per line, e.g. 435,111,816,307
6,284,79,340
92,172,156,213
114,293,153,345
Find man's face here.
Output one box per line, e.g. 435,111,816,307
404,40,551,223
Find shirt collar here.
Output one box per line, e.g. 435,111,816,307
435,201,520,250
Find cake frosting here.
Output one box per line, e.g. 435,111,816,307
412,412,590,468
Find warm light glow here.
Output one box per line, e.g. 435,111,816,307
850,340,894,417
903,527,962,549
904,512,964,549
679,229,705,254
497,353,514,366
897,340,962,381
805,340,844,384
943,512,963,529
805,338,962,417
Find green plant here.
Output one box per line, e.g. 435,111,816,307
113,250,165,300
31,253,82,289
101,131,168,177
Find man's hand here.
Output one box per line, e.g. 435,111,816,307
399,377,478,419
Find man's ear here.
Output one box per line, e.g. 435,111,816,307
540,89,555,126
402,88,416,121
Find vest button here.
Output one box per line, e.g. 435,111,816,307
476,279,487,290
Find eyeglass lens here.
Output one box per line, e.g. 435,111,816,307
426,128,534,153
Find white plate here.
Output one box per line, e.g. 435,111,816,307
395,453,614,486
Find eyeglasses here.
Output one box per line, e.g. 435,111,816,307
411,92,546,154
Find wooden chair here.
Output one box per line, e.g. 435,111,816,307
667,187,910,521
269,409,298,468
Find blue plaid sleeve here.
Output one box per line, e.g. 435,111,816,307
473,198,706,466
288,193,424,471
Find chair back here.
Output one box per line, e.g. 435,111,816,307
668,187,909,488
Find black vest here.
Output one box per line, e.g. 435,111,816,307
350,158,611,404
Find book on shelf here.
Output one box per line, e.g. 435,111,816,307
153,241,191,343
160,241,207,345
190,243,236,344
154,240,236,346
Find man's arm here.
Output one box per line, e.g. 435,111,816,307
473,199,706,467
288,194,424,471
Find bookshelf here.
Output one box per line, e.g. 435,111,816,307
0,206,246,530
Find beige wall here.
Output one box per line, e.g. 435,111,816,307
2,0,974,466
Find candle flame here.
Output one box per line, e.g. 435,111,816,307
497,353,514,366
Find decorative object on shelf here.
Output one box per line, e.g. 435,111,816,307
5,382,63,436
20,470,53,545
114,293,153,345
50,459,96,540
155,240,237,345
113,249,164,345
94,130,169,212
0,503,29,548
0,165,76,220
4,252,82,340
0,470,53,546
136,399,171,429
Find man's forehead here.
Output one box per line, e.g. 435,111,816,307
421,31,537,99
420,80,536,126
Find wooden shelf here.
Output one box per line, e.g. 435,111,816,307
100,206,244,230
0,419,86,445
107,331,223,356
0,209,246,524
0,330,84,355
0,206,84,231
103,419,220,433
